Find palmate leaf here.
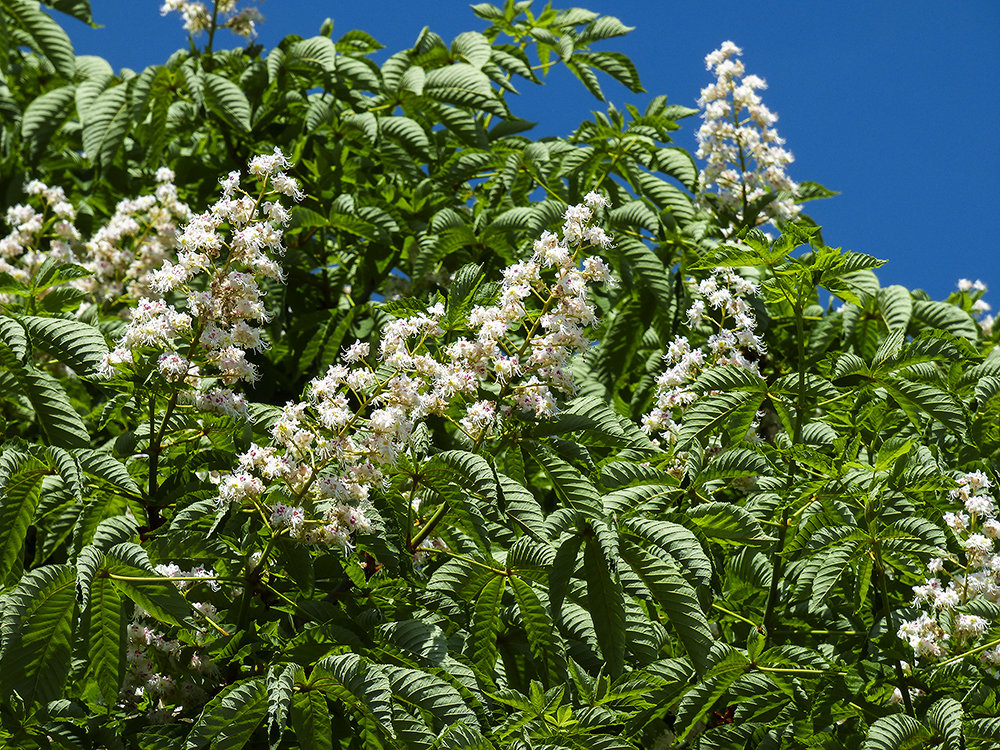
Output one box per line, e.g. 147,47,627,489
614,236,673,310
968,717,1000,745
880,377,966,434
1,0,76,78
0,316,27,359
685,502,772,547
621,517,712,591
0,564,76,706
105,543,196,628
655,147,698,191
533,394,652,450
549,533,582,629
72,448,142,497
424,62,507,117
911,299,980,342
527,442,602,516
675,391,766,450
620,540,713,676
808,540,861,612
863,713,929,750
878,285,913,332
692,447,770,485
20,315,109,376
186,677,268,750
380,619,448,665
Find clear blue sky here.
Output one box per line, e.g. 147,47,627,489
68,1,1000,301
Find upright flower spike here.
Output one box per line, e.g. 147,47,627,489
696,41,801,229
218,197,616,553
98,149,299,418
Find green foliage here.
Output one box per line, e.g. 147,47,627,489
0,2,997,748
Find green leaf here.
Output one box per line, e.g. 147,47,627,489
41,0,93,23
584,530,625,678
0,345,89,447
808,541,860,612
578,15,634,44
863,713,929,750
73,449,141,497
106,543,196,628
878,285,913,332
0,564,76,706
86,566,126,706
470,574,505,674
622,517,712,590
267,663,298,748
911,299,979,342
21,84,75,155
424,62,506,117
310,654,395,737
290,691,332,750
675,391,765,449
527,442,602,516
620,540,713,676
926,697,964,750
685,502,772,547
81,81,129,166
2,0,76,78
0,452,44,585
186,678,268,750
383,664,480,731
510,576,565,687
20,315,109,376
880,377,966,434
203,72,252,132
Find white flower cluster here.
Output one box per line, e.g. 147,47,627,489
643,267,765,443
160,0,263,39
696,41,800,228
99,150,299,417
0,171,190,308
217,195,614,552
120,616,217,720
81,168,191,304
0,181,78,292
898,471,1000,670
154,561,222,592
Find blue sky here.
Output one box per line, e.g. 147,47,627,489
68,1,1000,300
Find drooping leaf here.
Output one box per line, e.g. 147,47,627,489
0,564,76,706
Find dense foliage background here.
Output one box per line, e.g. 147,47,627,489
1,1,999,748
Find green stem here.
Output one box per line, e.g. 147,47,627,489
411,500,449,552
933,635,1000,668
711,602,760,629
